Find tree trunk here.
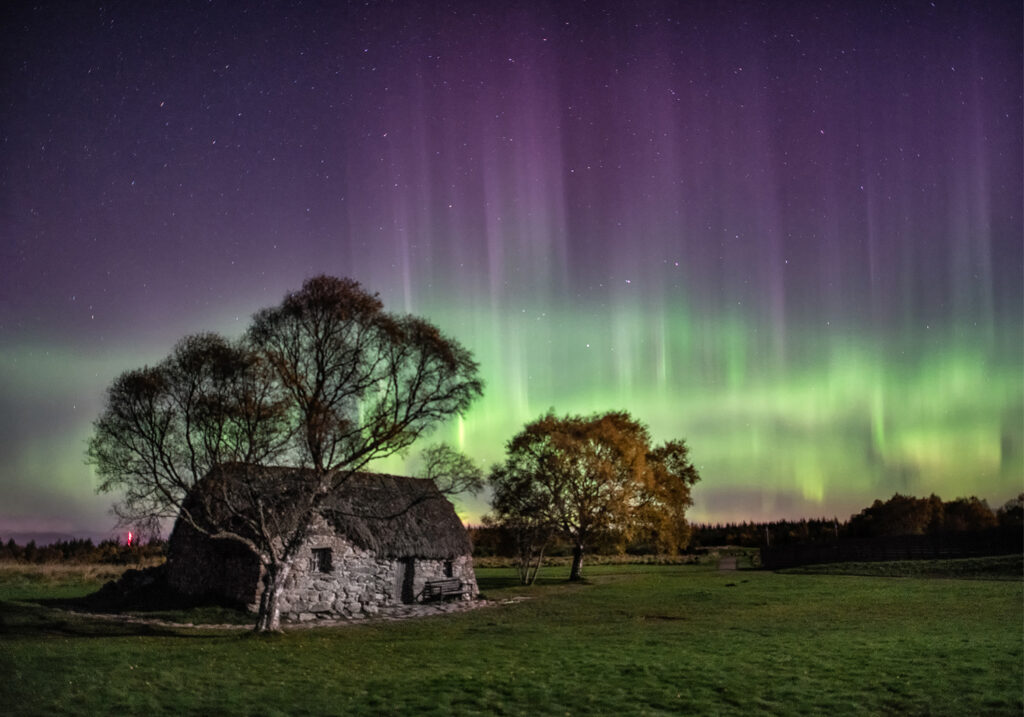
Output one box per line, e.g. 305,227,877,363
516,554,530,586
569,544,585,581
526,545,545,586
254,562,291,632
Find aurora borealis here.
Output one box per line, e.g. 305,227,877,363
1,1,1021,540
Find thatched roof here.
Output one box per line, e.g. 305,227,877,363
180,464,470,560
320,473,470,559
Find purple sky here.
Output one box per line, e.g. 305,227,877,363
2,1,1021,542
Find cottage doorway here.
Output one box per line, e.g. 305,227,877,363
399,557,416,604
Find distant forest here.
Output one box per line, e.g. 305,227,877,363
470,492,1024,556
0,537,165,564
691,493,1023,548
2,492,1021,562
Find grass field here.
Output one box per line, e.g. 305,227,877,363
1,560,1021,715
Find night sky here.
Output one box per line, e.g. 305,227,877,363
2,1,1021,541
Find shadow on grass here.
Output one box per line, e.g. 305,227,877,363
0,600,232,639
34,587,251,620
476,573,581,592
777,554,1024,580
3,563,254,636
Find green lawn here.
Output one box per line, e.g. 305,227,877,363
1,562,1021,715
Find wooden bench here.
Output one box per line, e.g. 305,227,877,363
421,578,465,601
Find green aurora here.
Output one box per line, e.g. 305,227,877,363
1,1,1020,538
2,290,1021,535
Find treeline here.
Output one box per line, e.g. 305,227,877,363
7,494,1020,563
687,493,1023,548
0,537,166,564
472,492,1024,556
691,519,840,548
846,494,1016,537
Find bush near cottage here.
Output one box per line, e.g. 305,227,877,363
1,561,1021,716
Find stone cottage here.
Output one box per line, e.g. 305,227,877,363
165,465,478,621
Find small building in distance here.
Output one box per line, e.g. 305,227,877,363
165,465,478,621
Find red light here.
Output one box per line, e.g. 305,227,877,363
127,531,133,547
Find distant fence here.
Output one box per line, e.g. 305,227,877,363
760,528,1023,570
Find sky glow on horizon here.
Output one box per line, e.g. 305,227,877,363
1,1,1020,539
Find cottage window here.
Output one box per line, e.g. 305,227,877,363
443,560,454,578
311,548,333,573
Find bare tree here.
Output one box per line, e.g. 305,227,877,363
88,276,483,631
88,333,290,533
486,462,555,585
418,443,484,498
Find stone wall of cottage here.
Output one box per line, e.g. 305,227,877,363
274,516,479,621
165,523,261,607
276,539,397,620
406,555,478,601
